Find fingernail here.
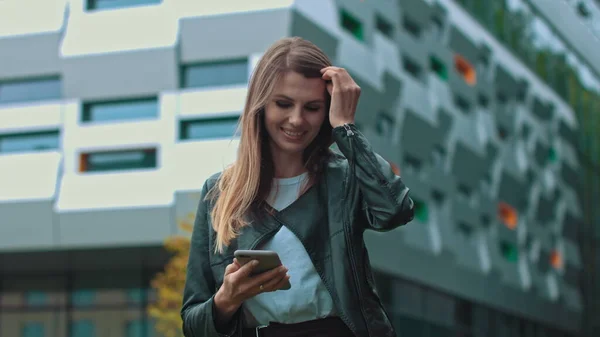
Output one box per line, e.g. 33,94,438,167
252,260,259,266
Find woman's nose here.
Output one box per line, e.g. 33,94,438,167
288,108,304,126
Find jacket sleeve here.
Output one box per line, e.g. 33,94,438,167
332,123,414,231
181,179,238,337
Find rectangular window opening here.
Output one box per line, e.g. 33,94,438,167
80,149,157,173
402,15,421,38
375,111,394,136
21,322,45,337
413,199,429,223
0,76,61,105
180,115,240,140
86,0,162,11
430,56,448,81
340,9,364,41
376,15,394,38
403,56,423,81
500,241,519,262
458,222,474,237
82,97,158,123
181,59,249,89
0,130,60,154
454,95,471,113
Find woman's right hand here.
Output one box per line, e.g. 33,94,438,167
213,258,290,323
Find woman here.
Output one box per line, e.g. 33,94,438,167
181,37,414,337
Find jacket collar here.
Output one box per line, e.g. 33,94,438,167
235,176,331,262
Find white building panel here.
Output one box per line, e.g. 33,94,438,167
0,101,64,133
0,0,67,38
0,151,62,202
55,169,174,212
61,0,177,57
177,87,246,118
171,139,239,192
173,0,293,18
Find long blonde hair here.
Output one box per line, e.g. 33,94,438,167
207,37,334,253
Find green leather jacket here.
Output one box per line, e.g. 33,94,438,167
181,123,415,337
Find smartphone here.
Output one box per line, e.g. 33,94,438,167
234,250,291,290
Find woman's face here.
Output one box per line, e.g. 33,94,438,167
264,71,327,160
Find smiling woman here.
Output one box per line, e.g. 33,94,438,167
181,37,415,337
264,72,328,178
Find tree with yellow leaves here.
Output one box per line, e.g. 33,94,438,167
148,212,195,337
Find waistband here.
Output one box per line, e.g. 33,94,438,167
241,316,354,337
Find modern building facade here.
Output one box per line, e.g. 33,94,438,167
0,0,597,337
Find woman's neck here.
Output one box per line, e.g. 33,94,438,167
271,153,307,178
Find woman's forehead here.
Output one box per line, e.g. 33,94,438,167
271,71,326,102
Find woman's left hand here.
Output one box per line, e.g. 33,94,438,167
321,66,360,128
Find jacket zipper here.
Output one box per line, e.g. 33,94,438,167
342,124,372,337
345,123,396,334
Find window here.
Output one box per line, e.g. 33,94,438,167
82,98,158,123
454,54,477,85
86,0,162,11
125,319,155,337
413,199,429,223
0,130,60,154
376,15,394,38
430,56,448,81
498,202,518,230
547,147,557,163
25,291,48,306
0,77,61,104
403,56,423,81
71,320,96,337
500,241,519,262
127,288,146,304
402,15,421,38
454,95,471,113
181,59,248,88
21,322,44,337
550,250,563,270
80,148,157,172
374,111,394,136
71,290,96,307
340,9,364,41
180,115,240,140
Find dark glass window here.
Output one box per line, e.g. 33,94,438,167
21,322,45,337
0,77,61,104
71,290,96,307
180,115,240,140
82,98,158,123
71,320,96,337
125,319,155,337
376,15,394,38
25,291,48,307
81,149,157,172
181,60,248,88
87,0,162,11
0,130,60,154
340,10,364,41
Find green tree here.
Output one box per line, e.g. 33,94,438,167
148,213,194,337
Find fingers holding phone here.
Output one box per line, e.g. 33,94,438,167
214,252,290,320
247,263,290,294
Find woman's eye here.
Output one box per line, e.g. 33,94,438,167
276,101,292,108
305,106,321,112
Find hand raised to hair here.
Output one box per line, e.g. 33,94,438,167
321,66,361,128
